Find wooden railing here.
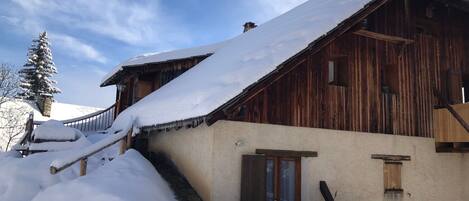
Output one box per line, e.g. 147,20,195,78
18,113,34,146
34,103,116,132
50,122,134,176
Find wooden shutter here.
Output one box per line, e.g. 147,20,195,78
241,154,266,201
383,161,402,192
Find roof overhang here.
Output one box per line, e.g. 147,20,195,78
101,54,213,87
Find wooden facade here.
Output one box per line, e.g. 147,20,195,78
115,56,209,113
222,0,469,138
112,0,469,139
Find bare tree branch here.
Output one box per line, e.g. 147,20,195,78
0,63,20,108
0,103,29,151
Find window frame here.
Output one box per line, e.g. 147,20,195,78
328,56,348,86
265,156,301,201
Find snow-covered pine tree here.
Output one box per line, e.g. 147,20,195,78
18,32,61,100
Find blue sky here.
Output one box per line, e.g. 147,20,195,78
0,0,306,108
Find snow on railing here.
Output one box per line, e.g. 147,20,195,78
49,120,135,176
16,113,34,149
35,103,116,132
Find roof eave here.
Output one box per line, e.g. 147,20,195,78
100,53,215,87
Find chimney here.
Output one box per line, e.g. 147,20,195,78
243,22,257,33
37,94,52,117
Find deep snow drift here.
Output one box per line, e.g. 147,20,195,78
32,150,176,201
0,133,175,201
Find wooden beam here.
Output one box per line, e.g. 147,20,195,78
256,149,318,158
79,158,87,176
119,138,127,155
353,29,414,45
371,154,411,161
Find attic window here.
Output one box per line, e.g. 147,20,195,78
328,56,348,86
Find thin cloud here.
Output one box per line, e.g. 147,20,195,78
246,0,308,23
0,16,107,64
10,0,191,47
49,33,107,64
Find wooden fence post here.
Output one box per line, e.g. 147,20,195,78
119,138,127,155
80,158,88,176
126,129,132,150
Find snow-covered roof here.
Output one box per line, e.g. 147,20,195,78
101,41,228,86
2,99,102,121
0,99,102,151
111,0,376,130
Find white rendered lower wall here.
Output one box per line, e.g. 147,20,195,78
149,120,469,201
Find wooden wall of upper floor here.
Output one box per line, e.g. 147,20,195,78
224,0,469,138
116,56,207,113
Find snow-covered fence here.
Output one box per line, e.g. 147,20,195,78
50,122,134,176
35,104,116,132
18,113,34,146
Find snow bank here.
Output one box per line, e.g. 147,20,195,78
0,135,117,201
32,120,78,141
0,150,98,201
50,120,134,169
110,0,371,130
102,40,228,85
29,132,90,151
32,149,176,201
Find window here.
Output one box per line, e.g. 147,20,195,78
382,64,399,94
266,157,300,201
383,161,402,192
446,69,463,104
328,56,348,86
462,78,469,103
371,154,410,197
241,150,317,201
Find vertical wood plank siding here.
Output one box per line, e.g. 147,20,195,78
226,0,469,138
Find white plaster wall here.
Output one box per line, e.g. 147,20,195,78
148,124,215,201
210,121,469,201
149,121,469,201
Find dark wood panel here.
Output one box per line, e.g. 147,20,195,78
224,0,469,138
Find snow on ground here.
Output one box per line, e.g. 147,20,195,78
33,149,176,201
0,146,91,201
0,131,175,201
110,0,371,130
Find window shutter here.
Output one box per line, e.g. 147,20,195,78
384,161,402,192
241,154,266,201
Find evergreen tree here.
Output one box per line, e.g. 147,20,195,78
18,32,60,100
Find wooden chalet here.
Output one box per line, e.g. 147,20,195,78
96,0,469,200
